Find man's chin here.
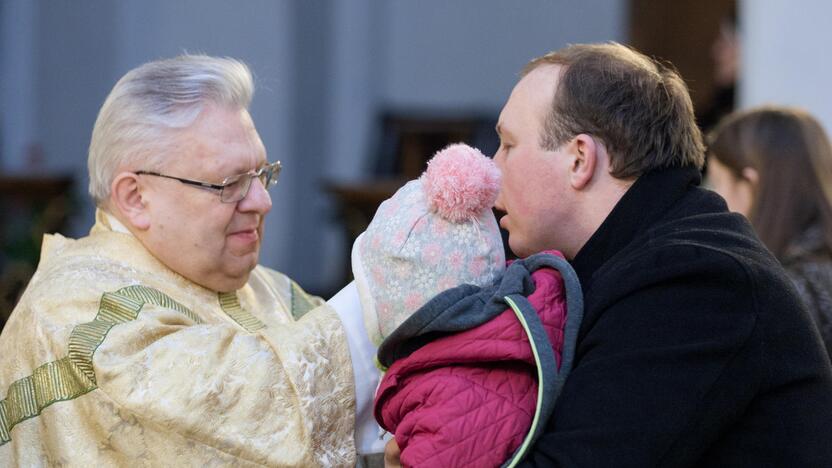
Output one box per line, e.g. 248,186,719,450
508,239,530,259
215,270,252,293
227,239,261,257
233,256,259,278
210,256,259,292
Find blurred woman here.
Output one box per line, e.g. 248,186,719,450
708,106,832,356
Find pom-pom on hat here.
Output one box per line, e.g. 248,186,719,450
352,143,505,345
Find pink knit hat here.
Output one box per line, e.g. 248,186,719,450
352,143,506,345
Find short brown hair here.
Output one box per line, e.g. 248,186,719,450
524,42,705,179
707,106,832,259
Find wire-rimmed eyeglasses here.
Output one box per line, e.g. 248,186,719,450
135,161,281,203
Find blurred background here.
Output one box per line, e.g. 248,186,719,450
2,0,831,325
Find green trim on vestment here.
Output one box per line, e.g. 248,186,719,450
289,280,316,320
0,285,196,446
218,292,266,332
503,296,546,468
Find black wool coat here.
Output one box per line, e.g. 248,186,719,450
521,166,832,467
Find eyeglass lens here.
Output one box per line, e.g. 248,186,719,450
220,164,279,203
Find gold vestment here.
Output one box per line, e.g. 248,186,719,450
0,211,355,466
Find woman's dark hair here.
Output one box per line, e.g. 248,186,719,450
707,106,832,258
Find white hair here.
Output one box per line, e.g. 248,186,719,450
87,54,254,205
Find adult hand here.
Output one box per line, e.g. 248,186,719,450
384,438,401,467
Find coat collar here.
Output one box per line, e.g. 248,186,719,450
571,166,702,289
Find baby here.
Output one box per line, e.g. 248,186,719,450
330,144,583,467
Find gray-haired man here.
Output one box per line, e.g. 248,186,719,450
0,55,370,466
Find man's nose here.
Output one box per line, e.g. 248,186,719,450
238,178,272,215
494,190,506,212
492,155,506,211
493,149,506,167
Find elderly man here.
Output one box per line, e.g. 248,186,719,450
384,43,832,467
0,55,370,466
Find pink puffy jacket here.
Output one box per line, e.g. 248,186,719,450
374,252,583,467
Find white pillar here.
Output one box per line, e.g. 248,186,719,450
741,0,832,131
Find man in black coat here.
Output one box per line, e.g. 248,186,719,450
496,43,832,467
383,43,832,467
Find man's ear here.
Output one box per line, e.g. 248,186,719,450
110,172,151,230
569,133,598,190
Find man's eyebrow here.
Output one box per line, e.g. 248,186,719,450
227,158,267,176
219,165,248,179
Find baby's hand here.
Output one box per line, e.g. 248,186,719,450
384,439,401,468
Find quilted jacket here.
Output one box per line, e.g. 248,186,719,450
374,252,584,467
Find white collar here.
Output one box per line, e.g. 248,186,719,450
102,210,132,235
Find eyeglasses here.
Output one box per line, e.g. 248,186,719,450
136,161,281,203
